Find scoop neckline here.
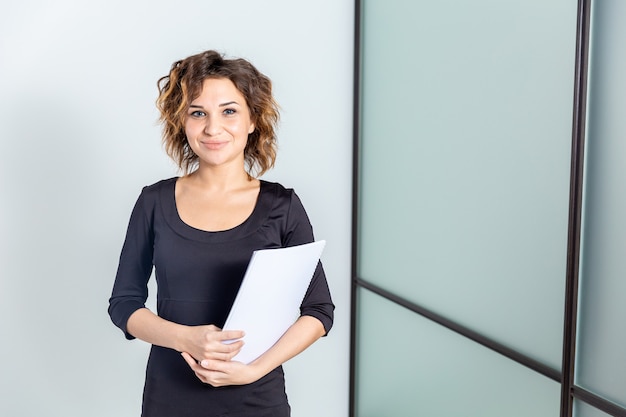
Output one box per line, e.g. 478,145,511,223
159,177,273,243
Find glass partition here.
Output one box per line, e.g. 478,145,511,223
356,289,560,417
359,0,577,370
355,0,626,416
576,0,626,408
574,400,613,417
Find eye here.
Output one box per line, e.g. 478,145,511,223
223,108,236,116
189,110,206,118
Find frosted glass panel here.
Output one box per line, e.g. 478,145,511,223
359,0,577,368
574,400,613,417
356,289,560,417
576,0,626,408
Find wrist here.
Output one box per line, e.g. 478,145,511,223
247,357,275,381
244,362,266,384
173,324,191,353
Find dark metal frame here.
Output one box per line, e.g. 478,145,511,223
348,0,361,415
349,0,626,416
560,0,591,415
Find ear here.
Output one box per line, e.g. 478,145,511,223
248,123,255,134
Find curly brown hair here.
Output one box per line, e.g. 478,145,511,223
156,50,279,176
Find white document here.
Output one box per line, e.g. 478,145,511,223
222,240,326,364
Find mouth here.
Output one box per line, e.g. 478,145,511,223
200,141,228,150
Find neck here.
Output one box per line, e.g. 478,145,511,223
188,164,253,192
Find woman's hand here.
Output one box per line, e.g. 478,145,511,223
125,308,250,384
178,324,245,362
181,353,261,387
181,316,326,387
126,309,245,362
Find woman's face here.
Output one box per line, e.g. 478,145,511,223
185,77,255,170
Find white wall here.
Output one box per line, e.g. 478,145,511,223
0,1,352,416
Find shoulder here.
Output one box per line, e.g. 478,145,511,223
260,181,315,245
142,177,178,194
129,177,177,214
261,180,295,198
136,177,177,201
260,180,304,210
261,180,311,221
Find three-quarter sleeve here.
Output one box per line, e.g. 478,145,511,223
108,188,155,339
283,191,335,335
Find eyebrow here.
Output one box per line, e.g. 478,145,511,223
188,101,240,108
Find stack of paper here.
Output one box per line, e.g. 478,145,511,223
222,240,326,364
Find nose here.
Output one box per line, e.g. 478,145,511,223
203,113,222,136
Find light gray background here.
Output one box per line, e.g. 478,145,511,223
0,1,352,416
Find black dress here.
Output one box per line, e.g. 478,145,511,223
108,178,334,417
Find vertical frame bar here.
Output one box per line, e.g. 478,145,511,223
349,0,362,416
560,0,592,416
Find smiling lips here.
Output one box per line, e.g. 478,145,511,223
200,140,228,150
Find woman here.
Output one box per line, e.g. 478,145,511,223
108,50,334,417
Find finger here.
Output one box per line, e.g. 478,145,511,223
207,339,243,359
181,352,200,369
199,358,231,372
219,330,245,341
184,354,217,382
221,339,244,353
182,352,232,387
223,348,238,361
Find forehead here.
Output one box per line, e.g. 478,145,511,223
191,77,245,101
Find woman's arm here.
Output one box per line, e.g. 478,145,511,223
127,308,245,361
181,315,325,387
111,186,245,362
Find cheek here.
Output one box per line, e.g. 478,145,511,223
184,120,202,137
226,121,250,137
